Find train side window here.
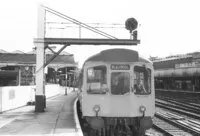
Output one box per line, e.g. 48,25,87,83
134,66,151,95
87,66,107,94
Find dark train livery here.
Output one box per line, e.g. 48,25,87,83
78,48,155,136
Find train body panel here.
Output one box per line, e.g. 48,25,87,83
82,94,155,117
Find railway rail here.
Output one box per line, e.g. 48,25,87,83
156,99,200,114
155,89,200,104
155,96,200,135
153,116,192,136
157,96,200,109
154,111,200,135
155,99,200,120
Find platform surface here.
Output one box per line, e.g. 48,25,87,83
0,92,79,136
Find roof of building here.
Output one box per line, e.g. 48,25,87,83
0,53,75,65
12,50,25,54
0,49,73,55
153,57,193,70
151,51,200,62
0,49,8,53
27,50,73,55
153,52,200,70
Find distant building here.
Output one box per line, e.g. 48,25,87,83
0,50,78,87
151,52,200,91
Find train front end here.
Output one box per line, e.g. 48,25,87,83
79,49,155,136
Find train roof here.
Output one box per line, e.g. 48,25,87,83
84,48,151,64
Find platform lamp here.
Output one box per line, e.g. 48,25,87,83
125,18,138,40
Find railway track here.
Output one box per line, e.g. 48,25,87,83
154,96,200,135
155,91,200,104
155,100,200,120
153,117,192,136
156,100,200,114
156,96,200,109
154,111,200,135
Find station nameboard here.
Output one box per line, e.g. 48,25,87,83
111,64,130,70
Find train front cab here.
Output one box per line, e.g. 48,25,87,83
80,61,155,135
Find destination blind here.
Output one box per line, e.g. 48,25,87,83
110,64,130,70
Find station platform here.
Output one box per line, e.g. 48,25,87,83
0,92,83,136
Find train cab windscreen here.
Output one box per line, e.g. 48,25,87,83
111,72,130,95
87,66,107,94
134,66,151,95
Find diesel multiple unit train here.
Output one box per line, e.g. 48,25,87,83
78,48,155,136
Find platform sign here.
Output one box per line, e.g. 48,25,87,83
111,64,130,70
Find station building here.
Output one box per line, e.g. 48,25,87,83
151,52,200,92
0,49,78,87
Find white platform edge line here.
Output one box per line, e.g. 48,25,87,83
73,97,84,136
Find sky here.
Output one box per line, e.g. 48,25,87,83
0,0,200,67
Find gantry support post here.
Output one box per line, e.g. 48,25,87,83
35,5,46,112
35,43,46,112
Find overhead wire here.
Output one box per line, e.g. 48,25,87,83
43,5,118,39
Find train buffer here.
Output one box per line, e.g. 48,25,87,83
0,92,82,136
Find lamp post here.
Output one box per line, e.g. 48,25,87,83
18,67,21,86
65,73,68,95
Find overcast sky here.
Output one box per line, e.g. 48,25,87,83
0,0,200,67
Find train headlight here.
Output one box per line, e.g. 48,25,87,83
139,105,146,113
93,105,100,116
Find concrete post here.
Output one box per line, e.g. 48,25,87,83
35,5,46,112
35,43,45,112
37,5,46,38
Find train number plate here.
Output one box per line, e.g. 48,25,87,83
111,64,130,70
